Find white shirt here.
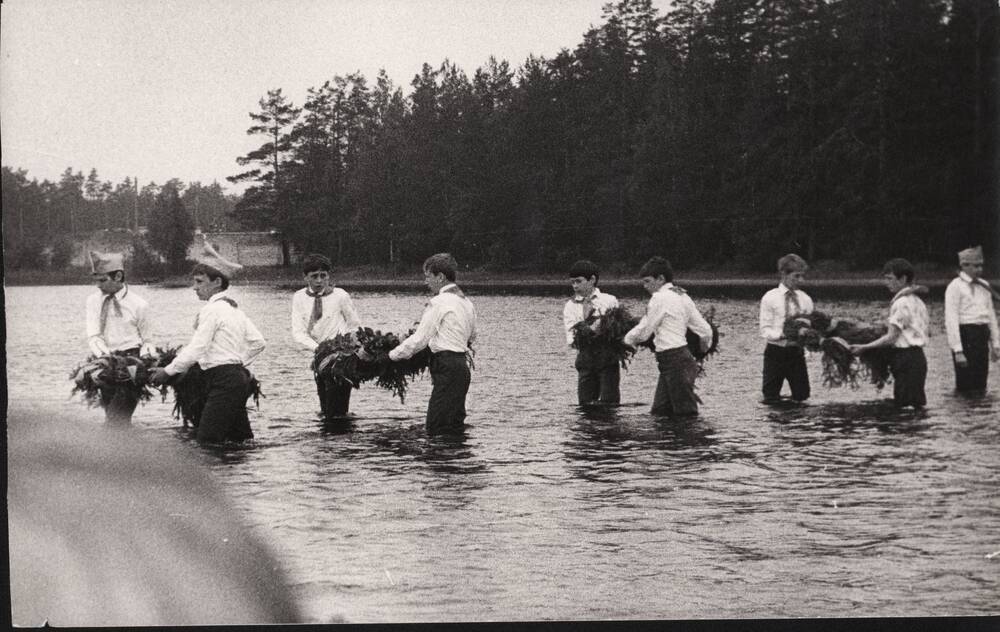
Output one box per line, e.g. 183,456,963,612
389,284,477,360
888,291,929,348
85,285,154,356
759,283,815,347
944,272,1000,352
164,291,266,374
290,287,362,351
623,283,712,352
562,289,619,346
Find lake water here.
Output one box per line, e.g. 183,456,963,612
5,284,1000,622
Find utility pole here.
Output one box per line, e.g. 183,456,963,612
134,177,139,231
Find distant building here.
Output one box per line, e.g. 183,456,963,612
70,229,139,267
70,229,285,268
187,231,285,267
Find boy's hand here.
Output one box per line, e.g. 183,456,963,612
955,351,968,367
991,348,1000,363
355,348,373,362
149,368,169,386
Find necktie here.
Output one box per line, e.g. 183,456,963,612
973,278,1000,302
99,293,123,337
306,288,332,333
785,289,800,318
195,297,238,330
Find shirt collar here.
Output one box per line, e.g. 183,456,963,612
655,282,674,294
104,285,129,300
959,271,976,284
573,288,600,303
778,283,794,293
209,290,231,303
438,283,457,295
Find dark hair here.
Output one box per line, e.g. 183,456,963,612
301,253,332,275
423,252,458,282
568,259,600,283
191,263,230,290
777,253,808,274
883,258,915,284
638,256,673,282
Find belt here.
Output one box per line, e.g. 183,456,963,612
432,350,467,357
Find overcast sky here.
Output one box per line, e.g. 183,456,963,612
1,0,671,192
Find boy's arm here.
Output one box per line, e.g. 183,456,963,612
165,306,219,375
562,301,579,346
943,282,963,353
624,296,663,347
759,292,783,342
389,301,441,361
686,296,713,348
290,293,318,351
135,300,156,356
340,292,362,331
243,316,266,367
85,294,111,356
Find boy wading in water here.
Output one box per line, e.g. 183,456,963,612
84,251,155,425
850,258,929,409
944,246,1000,395
759,253,814,404
624,256,713,417
387,253,477,435
563,259,621,406
291,253,362,419
151,244,266,443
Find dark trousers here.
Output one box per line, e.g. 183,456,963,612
762,344,810,402
197,364,254,444
575,349,621,405
890,347,927,408
954,324,990,393
426,351,471,435
99,347,141,426
651,347,701,417
316,374,353,418
99,386,140,426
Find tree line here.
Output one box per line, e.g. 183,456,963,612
4,0,997,274
2,167,237,271
229,0,998,271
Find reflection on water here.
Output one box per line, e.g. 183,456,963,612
5,286,999,622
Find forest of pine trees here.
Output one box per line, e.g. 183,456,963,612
4,0,997,273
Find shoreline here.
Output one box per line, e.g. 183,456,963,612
4,267,959,300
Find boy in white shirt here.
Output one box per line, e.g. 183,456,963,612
388,253,477,434
624,256,712,416
291,253,362,418
84,251,155,425
759,254,814,404
850,258,929,408
944,246,1000,394
151,244,265,443
562,259,621,405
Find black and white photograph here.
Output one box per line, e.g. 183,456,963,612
4,0,999,627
